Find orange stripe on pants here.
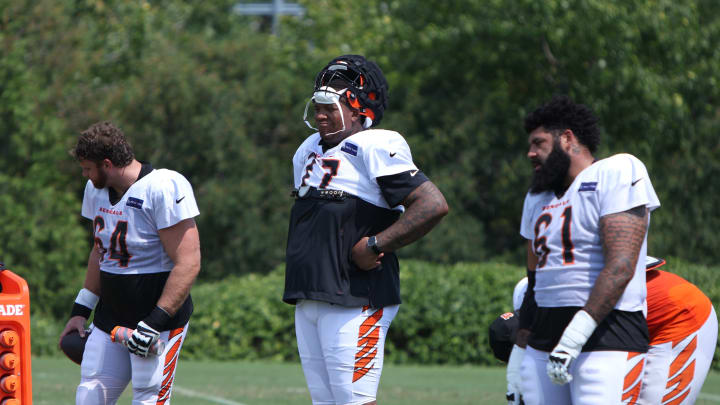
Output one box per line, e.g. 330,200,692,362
353,308,383,383
622,353,644,404
156,326,184,405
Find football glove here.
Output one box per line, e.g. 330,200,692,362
127,321,161,358
506,345,525,404
547,310,598,385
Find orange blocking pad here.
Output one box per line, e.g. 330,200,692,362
0,268,32,404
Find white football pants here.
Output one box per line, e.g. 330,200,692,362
521,346,646,404
295,299,399,405
76,323,188,405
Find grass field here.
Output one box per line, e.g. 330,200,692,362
31,357,720,404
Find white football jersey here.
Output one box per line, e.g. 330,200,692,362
81,169,200,275
292,129,419,209
520,153,660,311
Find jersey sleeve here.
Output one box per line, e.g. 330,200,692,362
81,180,95,220
519,191,536,240
151,172,200,229
292,146,304,188
599,154,660,217
376,170,429,207
512,277,529,312
362,131,418,179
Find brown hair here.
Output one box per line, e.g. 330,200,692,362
73,121,134,167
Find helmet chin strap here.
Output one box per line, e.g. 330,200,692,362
304,86,370,135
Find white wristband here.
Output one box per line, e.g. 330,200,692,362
556,310,598,357
75,288,99,309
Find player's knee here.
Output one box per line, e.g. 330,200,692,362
130,386,161,405
76,380,109,405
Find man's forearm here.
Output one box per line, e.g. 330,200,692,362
377,181,448,252
516,328,530,348
583,266,634,322
156,262,200,316
83,247,103,294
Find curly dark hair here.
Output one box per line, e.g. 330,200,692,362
524,95,600,153
73,121,134,167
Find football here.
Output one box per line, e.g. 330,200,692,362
60,329,89,365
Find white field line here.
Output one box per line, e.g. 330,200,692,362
173,385,247,405
699,392,720,402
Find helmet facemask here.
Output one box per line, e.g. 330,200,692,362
302,86,352,137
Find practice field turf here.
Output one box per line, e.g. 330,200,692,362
31,357,720,404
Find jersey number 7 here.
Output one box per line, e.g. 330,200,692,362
300,154,341,189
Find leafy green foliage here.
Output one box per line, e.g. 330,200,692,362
182,261,524,364
30,258,720,370
31,313,64,357
1,0,720,361
387,261,524,364
0,5,88,317
160,259,720,368
182,268,296,360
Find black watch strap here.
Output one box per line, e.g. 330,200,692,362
367,236,382,255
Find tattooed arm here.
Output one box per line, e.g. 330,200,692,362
583,205,648,323
378,181,449,251
351,181,449,270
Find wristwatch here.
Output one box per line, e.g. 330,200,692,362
367,236,382,255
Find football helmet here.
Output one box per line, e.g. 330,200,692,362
303,55,389,132
645,256,666,271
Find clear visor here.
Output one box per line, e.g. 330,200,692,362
303,87,348,134
302,86,372,131
313,86,346,104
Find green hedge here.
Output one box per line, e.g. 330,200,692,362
386,261,524,364
31,313,64,357
182,260,524,364
182,270,296,361
35,258,720,369
184,258,720,367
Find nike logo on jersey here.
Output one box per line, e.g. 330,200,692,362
176,196,186,204
389,152,397,157
410,170,419,177
631,178,643,186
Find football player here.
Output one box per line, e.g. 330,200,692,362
497,257,718,405
284,55,448,405
640,257,718,404
58,122,201,404
488,277,528,363
509,95,660,404
488,278,528,405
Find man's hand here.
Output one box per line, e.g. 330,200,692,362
58,316,88,349
546,310,598,385
127,321,161,358
506,345,525,404
547,350,575,384
351,236,384,270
